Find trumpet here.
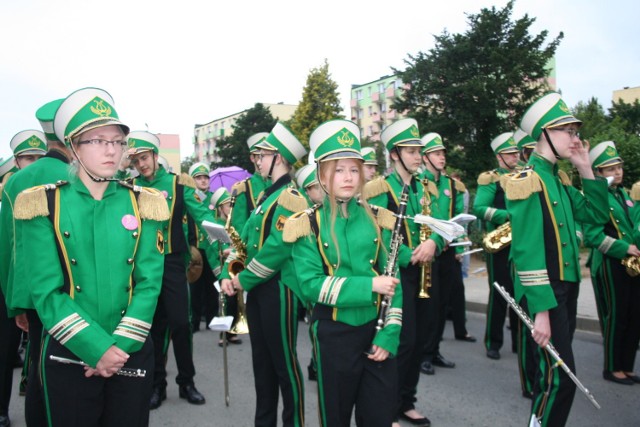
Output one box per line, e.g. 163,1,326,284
621,256,640,277
482,221,511,253
225,190,249,335
418,179,432,298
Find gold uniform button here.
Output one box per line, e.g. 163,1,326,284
562,242,568,247
75,285,81,292
558,223,564,227
553,201,558,206
332,264,338,268
374,238,378,243
323,242,329,248
564,262,570,267
121,309,126,316
253,244,258,248
133,231,139,238
64,231,70,237
255,227,260,231
71,259,77,265
127,258,134,264
369,259,374,264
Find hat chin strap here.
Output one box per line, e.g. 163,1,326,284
267,153,278,180
542,129,562,160
424,152,443,174
69,142,118,183
497,153,516,171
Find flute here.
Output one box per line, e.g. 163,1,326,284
49,355,146,378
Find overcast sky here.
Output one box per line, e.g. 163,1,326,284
1,0,638,160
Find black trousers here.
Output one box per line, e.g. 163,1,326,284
423,249,456,361
526,281,578,427
447,253,469,338
516,298,538,396
484,249,518,351
150,253,196,389
313,318,397,427
395,264,428,415
41,334,154,427
189,249,218,331
25,309,47,427
0,294,21,417
246,277,304,427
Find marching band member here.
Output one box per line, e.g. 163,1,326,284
286,119,402,426
361,146,379,182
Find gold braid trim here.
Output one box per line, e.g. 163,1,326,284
363,176,389,200
454,179,466,192
14,182,65,219
630,182,640,202
283,209,314,243
477,171,499,186
0,172,14,202
136,187,170,221
558,170,572,186
373,205,396,230
278,188,308,213
499,173,512,191
426,180,439,197
505,169,542,200
231,180,247,195
178,173,196,189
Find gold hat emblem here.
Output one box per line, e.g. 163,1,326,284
27,135,43,147
337,129,354,147
606,146,616,156
558,101,570,114
410,126,419,138
90,99,112,117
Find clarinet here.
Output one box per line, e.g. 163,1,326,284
491,282,601,409
368,185,409,352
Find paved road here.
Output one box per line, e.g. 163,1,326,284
7,310,639,426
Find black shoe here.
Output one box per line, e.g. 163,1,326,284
522,390,534,399
625,373,640,383
603,371,634,385
486,349,501,360
400,412,431,426
455,334,477,343
308,364,317,381
419,360,435,375
432,353,455,368
0,414,10,427
179,384,206,404
149,387,166,410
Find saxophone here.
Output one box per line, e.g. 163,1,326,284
224,190,249,335
482,222,512,253
418,179,432,298
621,256,640,277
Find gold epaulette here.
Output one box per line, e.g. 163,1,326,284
363,176,389,200
630,182,640,202
0,172,13,201
558,170,572,186
178,173,196,189
278,188,308,213
14,181,67,220
499,173,513,190
421,179,438,197
477,170,499,186
127,184,170,221
453,179,466,193
505,167,542,200
370,205,396,230
283,204,321,243
231,180,247,195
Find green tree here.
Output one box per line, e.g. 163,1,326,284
212,103,277,171
609,98,640,135
289,59,343,163
392,1,563,187
181,155,197,174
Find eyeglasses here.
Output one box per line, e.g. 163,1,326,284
551,127,580,138
77,139,128,148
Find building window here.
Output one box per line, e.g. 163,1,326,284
378,83,385,93
381,103,387,112
368,106,373,116
368,125,373,136
357,109,363,119
356,90,363,100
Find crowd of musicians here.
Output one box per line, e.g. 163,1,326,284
0,87,639,427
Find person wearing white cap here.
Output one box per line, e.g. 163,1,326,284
11,87,169,427
295,163,323,205
364,118,446,427
361,146,379,182
285,119,402,427
220,122,307,427
126,131,220,410
229,132,271,234
1,97,88,427
506,92,609,427
583,141,640,386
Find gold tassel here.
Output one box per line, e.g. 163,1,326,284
558,170,572,186
363,177,389,200
231,180,246,195
178,173,196,189
477,171,499,186
278,188,308,213
283,211,312,242
630,182,640,202
137,187,170,221
374,206,396,230
499,173,513,191
0,172,14,202
426,180,438,197
505,170,542,200
13,185,51,219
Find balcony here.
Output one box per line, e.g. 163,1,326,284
371,112,383,123
371,92,381,103
385,86,397,98
350,98,358,108
386,110,397,120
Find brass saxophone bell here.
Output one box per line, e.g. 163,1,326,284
229,303,249,335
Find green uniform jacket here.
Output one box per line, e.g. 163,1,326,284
230,174,269,234
583,186,637,274
505,153,609,314
473,168,510,232
0,152,71,315
364,172,445,268
630,182,640,245
133,167,217,262
288,198,403,355
16,179,166,367
221,175,307,298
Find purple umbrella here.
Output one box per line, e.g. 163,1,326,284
209,166,252,192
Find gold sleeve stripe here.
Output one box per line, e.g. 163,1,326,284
50,313,82,337
119,317,151,332
114,328,147,343
518,270,549,286
246,259,274,279
597,236,616,254
213,266,222,276
386,308,403,327
319,276,346,305
57,320,90,345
